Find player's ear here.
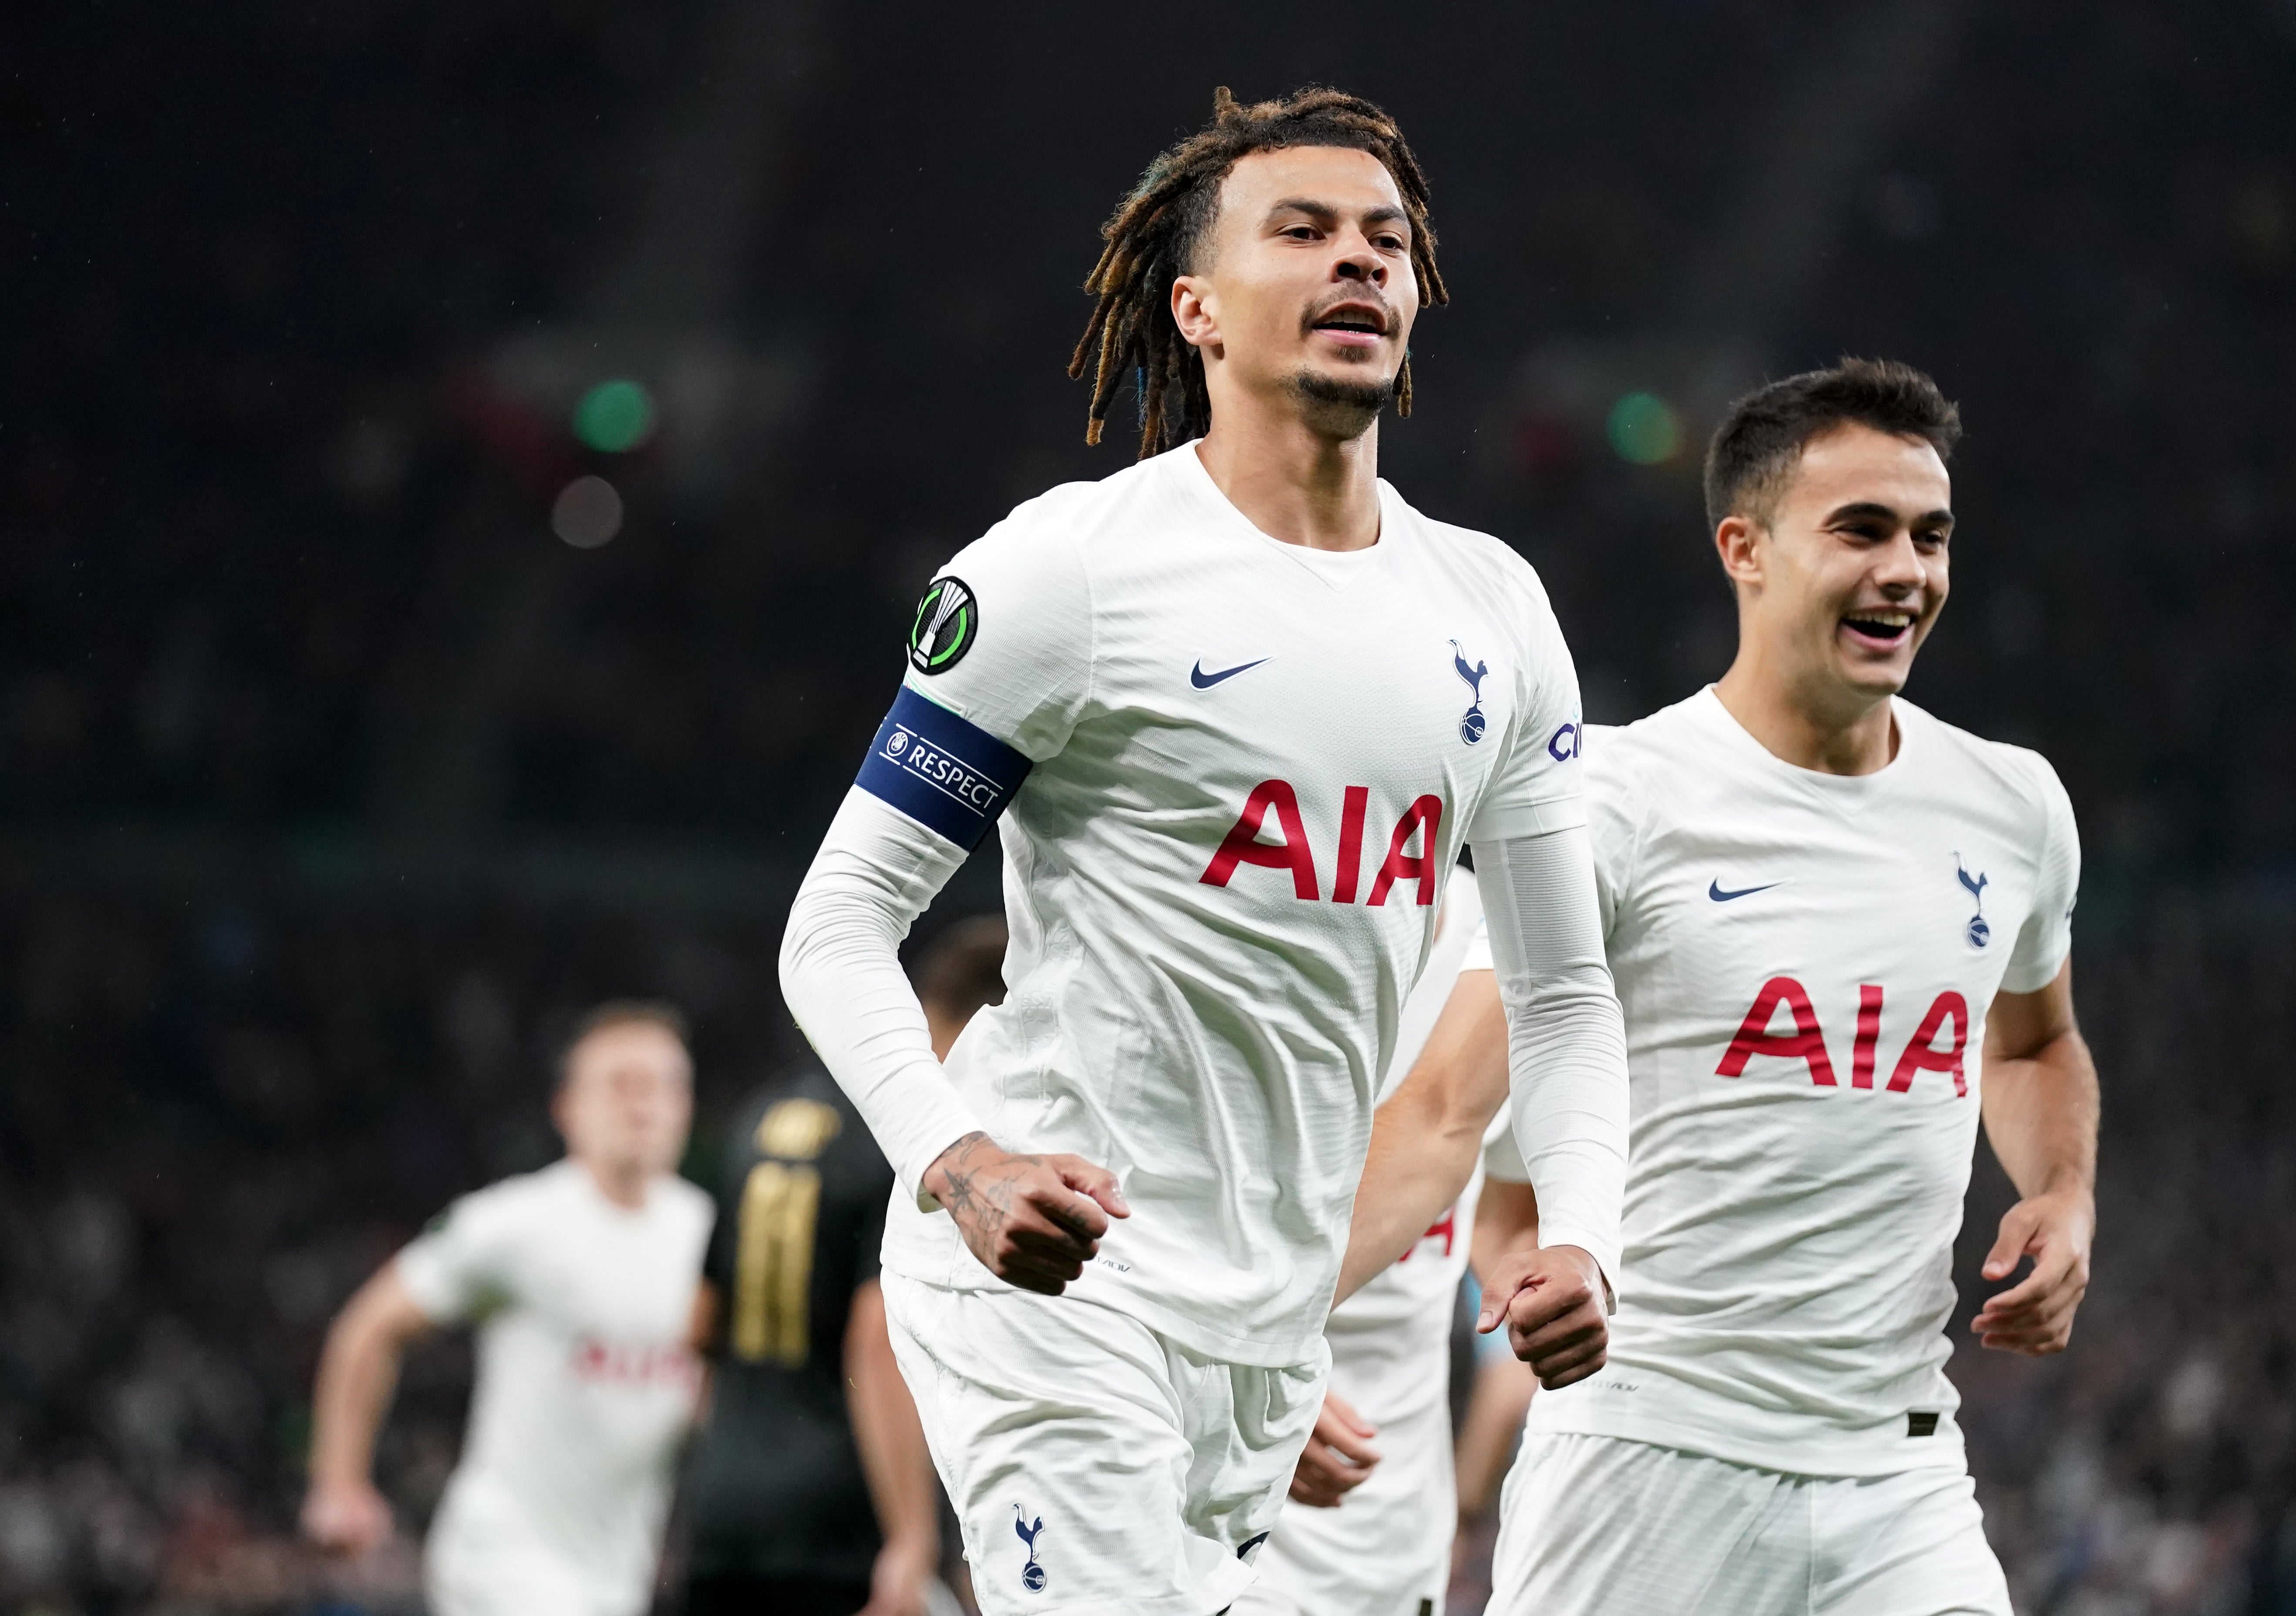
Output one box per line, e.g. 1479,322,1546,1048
1715,513,1765,594
1171,274,1219,351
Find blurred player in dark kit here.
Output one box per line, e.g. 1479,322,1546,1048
680,918,1008,1616
302,1004,713,1616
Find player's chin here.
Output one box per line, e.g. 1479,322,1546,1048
1827,641,1915,696
1288,355,1400,409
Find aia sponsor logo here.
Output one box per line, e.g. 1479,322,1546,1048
1198,781,1446,906
569,1337,700,1389
1717,977,1971,1096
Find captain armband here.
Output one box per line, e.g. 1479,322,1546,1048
853,685,1033,851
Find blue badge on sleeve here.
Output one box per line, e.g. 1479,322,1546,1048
854,685,1032,850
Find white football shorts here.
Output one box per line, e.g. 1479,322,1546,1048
1489,1432,2011,1616
1228,1388,1454,1616
425,1525,637,1616
883,1273,1327,1616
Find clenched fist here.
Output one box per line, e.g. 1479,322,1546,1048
1476,1244,1609,1390
923,1132,1131,1295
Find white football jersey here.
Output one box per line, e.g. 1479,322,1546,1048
397,1160,714,1611
1522,688,2079,1475
872,442,1589,1366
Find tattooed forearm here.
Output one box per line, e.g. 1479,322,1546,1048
930,1132,996,1218
928,1132,1033,1267
926,1132,1100,1280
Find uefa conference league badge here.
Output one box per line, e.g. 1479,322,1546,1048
909,576,978,675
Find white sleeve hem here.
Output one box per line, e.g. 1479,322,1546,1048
390,1248,461,1325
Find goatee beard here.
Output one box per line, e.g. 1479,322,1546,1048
1286,368,1396,438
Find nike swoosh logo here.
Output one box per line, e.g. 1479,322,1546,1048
1709,880,1781,903
1190,658,1270,689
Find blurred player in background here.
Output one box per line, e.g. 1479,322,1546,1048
679,917,1007,1616
1235,877,1519,1616
301,1002,712,1616
779,86,1627,1616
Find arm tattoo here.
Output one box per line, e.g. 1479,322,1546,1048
932,1129,1074,1267
931,1132,1033,1264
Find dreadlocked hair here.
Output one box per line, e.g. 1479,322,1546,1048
1069,85,1447,459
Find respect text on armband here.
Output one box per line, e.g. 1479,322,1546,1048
854,685,1032,850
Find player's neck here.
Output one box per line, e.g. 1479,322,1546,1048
1193,412,1382,552
1713,652,1898,776
576,1154,651,1210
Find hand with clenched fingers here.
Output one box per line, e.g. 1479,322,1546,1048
922,1131,1130,1295
1476,1243,1609,1390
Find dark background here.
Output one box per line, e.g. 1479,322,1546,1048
3,2,2293,1611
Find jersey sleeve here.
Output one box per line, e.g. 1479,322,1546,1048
395,1184,520,1324
851,513,1090,852
1580,726,1639,940
2003,752,2080,994
781,793,986,1205
1481,1105,1531,1184
1474,826,1628,1292
1465,580,1587,844
785,508,1095,1206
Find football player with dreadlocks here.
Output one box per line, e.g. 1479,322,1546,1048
781,87,1627,1616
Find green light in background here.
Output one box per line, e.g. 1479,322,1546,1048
573,379,656,453
1606,391,1681,465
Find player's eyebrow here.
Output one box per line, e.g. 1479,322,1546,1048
1826,500,1954,533
1264,198,1411,235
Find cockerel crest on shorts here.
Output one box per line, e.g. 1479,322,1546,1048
1014,1505,1047,1592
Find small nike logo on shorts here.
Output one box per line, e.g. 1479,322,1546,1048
1709,880,1781,902
1190,658,1270,689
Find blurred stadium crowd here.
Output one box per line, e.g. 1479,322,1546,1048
3,0,2293,1612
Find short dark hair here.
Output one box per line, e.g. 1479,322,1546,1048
915,916,1008,1028
558,999,690,1086
1071,86,1447,459
1703,357,1962,532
